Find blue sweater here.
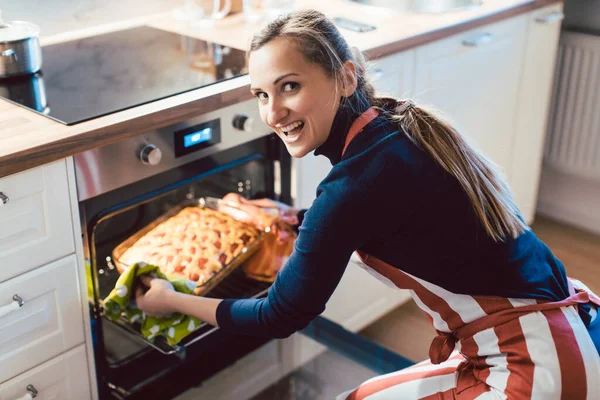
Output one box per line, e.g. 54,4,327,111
216,94,571,338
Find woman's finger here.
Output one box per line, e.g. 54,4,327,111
139,274,154,287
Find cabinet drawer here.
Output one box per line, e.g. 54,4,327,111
0,255,84,383
0,345,91,400
418,13,527,60
0,160,75,283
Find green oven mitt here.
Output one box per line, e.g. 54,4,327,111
103,261,202,345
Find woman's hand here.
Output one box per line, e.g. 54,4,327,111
222,193,300,226
135,275,177,318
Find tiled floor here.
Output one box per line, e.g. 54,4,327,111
251,216,600,398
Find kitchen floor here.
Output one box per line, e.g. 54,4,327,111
251,216,600,399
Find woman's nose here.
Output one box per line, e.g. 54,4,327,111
266,99,288,127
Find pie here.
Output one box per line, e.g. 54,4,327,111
116,206,260,286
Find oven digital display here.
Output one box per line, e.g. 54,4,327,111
174,118,221,157
184,128,212,148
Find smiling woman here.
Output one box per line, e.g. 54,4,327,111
135,9,600,400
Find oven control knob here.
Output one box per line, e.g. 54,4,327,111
232,114,254,132
140,144,162,166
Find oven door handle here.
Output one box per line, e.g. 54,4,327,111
300,316,414,374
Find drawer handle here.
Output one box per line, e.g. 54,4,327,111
462,33,494,47
0,294,24,318
13,384,38,400
0,192,8,206
536,12,565,24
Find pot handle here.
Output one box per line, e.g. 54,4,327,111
1,48,17,63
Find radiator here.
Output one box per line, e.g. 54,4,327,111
545,30,600,179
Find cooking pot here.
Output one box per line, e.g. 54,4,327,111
0,11,42,79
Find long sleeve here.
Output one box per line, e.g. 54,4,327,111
216,163,400,338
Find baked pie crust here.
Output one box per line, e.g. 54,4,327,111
116,207,260,286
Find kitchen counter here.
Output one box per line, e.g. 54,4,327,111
0,0,561,178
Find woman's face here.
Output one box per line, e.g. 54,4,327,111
248,38,349,158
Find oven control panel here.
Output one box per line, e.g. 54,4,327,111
74,99,272,201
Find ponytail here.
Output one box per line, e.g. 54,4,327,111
387,101,528,241
351,49,527,241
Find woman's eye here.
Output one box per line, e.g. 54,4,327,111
282,82,299,92
255,92,268,101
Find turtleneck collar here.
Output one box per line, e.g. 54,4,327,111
314,91,371,165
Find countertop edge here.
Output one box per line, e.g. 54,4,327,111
0,0,562,178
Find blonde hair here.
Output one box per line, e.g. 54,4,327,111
249,10,528,241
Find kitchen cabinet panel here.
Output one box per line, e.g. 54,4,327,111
413,15,528,177
0,160,75,283
0,345,91,400
510,3,564,223
0,255,84,383
371,50,416,99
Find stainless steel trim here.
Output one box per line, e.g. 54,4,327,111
462,33,494,47
74,99,271,201
0,192,8,205
535,12,565,24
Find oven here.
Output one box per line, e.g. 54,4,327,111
74,98,292,399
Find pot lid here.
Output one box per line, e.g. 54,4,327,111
0,11,40,42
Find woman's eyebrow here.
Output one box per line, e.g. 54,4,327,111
251,72,300,92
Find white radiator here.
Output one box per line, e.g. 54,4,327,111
545,30,600,179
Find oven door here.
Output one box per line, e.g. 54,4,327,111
78,131,293,399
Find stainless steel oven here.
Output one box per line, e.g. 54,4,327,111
74,99,293,399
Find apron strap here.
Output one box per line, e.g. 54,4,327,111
430,289,591,364
341,107,379,157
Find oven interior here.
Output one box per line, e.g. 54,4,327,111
81,135,291,399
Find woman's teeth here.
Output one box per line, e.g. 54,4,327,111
281,121,304,136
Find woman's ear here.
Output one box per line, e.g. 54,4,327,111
339,60,358,97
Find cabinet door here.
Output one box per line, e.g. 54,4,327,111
370,50,416,99
414,15,528,176
510,4,564,223
0,345,91,400
0,160,75,283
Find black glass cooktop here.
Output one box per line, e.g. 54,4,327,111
0,26,248,125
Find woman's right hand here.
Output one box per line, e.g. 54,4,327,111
222,193,300,226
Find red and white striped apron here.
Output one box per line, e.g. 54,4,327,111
337,108,600,400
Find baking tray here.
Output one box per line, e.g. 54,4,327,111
111,197,267,296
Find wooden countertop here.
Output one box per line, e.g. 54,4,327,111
0,0,561,178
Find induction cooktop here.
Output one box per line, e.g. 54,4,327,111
0,26,248,125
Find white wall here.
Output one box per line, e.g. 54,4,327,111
563,0,600,32
0,0,179,37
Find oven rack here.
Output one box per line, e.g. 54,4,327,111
100,266,271,359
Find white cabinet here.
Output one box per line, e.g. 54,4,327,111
413,15,528,177
0,345,91,400
0,160,75,283
510,3,564,223
370,50,416,99
0,255,84,383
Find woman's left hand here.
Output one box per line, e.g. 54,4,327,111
135,275,178,318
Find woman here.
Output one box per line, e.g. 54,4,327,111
136,10,600,399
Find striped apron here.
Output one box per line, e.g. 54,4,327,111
337,108,600,400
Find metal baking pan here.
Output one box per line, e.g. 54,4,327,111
111,197,266,296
